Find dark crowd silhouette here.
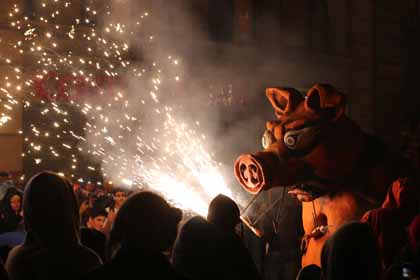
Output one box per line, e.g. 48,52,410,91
0,170,418,280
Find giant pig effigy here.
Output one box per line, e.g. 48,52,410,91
234,83,418,266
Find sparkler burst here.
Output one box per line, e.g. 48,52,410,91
0,0,242,215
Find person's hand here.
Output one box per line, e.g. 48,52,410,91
288,188,314,202
107,209,117,224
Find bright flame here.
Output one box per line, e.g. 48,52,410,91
132,112,238,216
147,172,209,216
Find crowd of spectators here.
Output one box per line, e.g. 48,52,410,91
0,170,417,280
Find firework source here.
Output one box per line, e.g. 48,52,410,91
234,84,412,267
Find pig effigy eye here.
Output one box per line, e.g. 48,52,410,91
283,126,319,151
284,132,298,148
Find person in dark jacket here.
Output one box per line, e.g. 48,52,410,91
88,191,185,280
5,171,102,280
80,207,108,261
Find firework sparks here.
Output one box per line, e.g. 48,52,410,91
0,1,242,215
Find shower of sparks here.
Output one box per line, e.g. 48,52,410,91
0,1,240,215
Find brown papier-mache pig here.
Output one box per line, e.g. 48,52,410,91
234,83,419,266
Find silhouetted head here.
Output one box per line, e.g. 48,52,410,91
207,194,240,232
23,171,80,248
296,264,321,280
321,222,381,280
109,191,182,255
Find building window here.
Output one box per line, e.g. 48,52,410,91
208,0,234,42
24,0,35,19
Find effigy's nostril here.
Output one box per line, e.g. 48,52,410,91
249,164,257,173
250,176,259,185
240,163,247,174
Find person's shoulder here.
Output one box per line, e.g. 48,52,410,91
6,244,36,261
85,262,110,280
76,244,103,266
79,243,103,258
5,244,23,261
5,244,37,275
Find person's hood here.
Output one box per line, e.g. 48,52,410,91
23,171,80,248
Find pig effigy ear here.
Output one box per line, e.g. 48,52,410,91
305,84,346,121
266,87,303,118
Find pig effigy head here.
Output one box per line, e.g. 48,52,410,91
234,84,367,197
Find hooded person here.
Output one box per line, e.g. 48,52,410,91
361,178,419,268
386,214,420,280
207,194,261,280
173,194,261,280
172,215,224,280
5,171,102,280
88,191,185,280
207,194,240,233
321,222,381,280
